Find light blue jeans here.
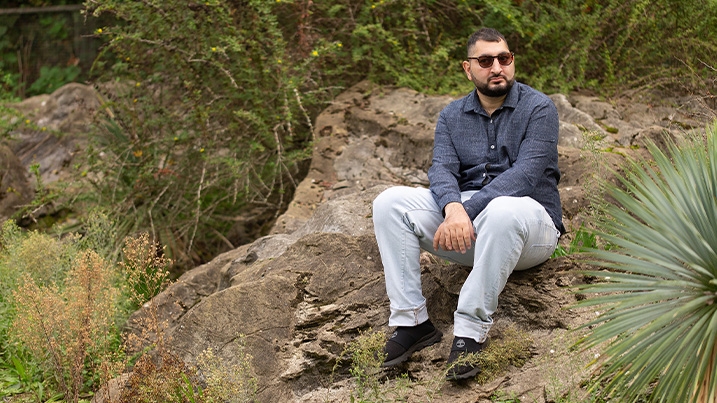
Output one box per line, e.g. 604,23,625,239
373,186,560,343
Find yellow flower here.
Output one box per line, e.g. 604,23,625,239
25,119,30,124
41,127,47,131
133,98,138,103
96,28,103,34
126,57,130,61
371,4,376,8
337,42,343,48
173,136,179,141
199,148,205,153
311,50,319,57
277,59,282,64
211,47,217,52
135,82,141,87
133,150,143,157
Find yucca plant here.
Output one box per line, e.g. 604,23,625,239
575,123,717,402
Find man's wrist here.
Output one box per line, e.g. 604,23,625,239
443,202,465,216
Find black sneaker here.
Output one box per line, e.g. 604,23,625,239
381,320,443,367
445,336,485,381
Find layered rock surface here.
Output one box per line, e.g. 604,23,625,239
118,82,711,402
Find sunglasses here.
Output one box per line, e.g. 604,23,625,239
467,52,514,69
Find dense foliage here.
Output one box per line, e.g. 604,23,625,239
0,0,91,100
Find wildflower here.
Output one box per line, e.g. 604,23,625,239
135,82,141,87
41,127,47,131
311,50,319,57
96,28,103,34
337,42,343,48
594,353,601,359
173,137,179,141
25,119,30,124
371,4,376,8
199,148,205,153
133,99,138,103
277,59,282,64
211,47,217,52
125,57,130,62
133,150,143,157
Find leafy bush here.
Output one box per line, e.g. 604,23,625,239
82,0,336,266
576,124,717,402
26,65,81,96
518,0,717,93
0,1,89,98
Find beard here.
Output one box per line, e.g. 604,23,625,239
473,75,514,97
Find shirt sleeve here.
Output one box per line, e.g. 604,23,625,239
462,100,560,220
428,110,462,214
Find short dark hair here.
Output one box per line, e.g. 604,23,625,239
467,28,508,57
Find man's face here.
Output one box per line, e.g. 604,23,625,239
462,39,515,98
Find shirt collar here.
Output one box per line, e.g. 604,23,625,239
463,81,521,115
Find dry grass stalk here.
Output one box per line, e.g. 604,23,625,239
11,250,119,403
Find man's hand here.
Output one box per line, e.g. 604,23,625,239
433,202,476,254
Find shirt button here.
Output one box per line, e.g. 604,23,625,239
490,145,495,149
483,173,486,177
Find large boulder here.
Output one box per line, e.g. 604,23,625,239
0,145,34,221
103,81,713,402
1,83,101,220
6,83,99,184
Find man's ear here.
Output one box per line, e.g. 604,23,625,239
461,61,472,80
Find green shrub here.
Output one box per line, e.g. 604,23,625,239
26,65,81,96
82,0,336,266
519,0,717,93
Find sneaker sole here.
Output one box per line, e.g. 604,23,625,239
381,329,443,368
446,365,481,381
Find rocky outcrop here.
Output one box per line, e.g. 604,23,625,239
7,81,708,401
112,81,714,402
0,83,100,221
0,145,34,219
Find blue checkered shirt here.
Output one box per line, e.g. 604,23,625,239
428,82,565,234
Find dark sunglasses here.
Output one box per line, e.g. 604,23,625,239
467,52,514,69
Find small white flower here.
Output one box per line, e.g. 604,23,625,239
605,276,611,280
550,349,555,354
595,311,601,316
594,353,601,359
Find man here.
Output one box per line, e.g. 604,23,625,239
372,27,564,381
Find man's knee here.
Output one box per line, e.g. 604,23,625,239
479,196,541,231
373,186,407,217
